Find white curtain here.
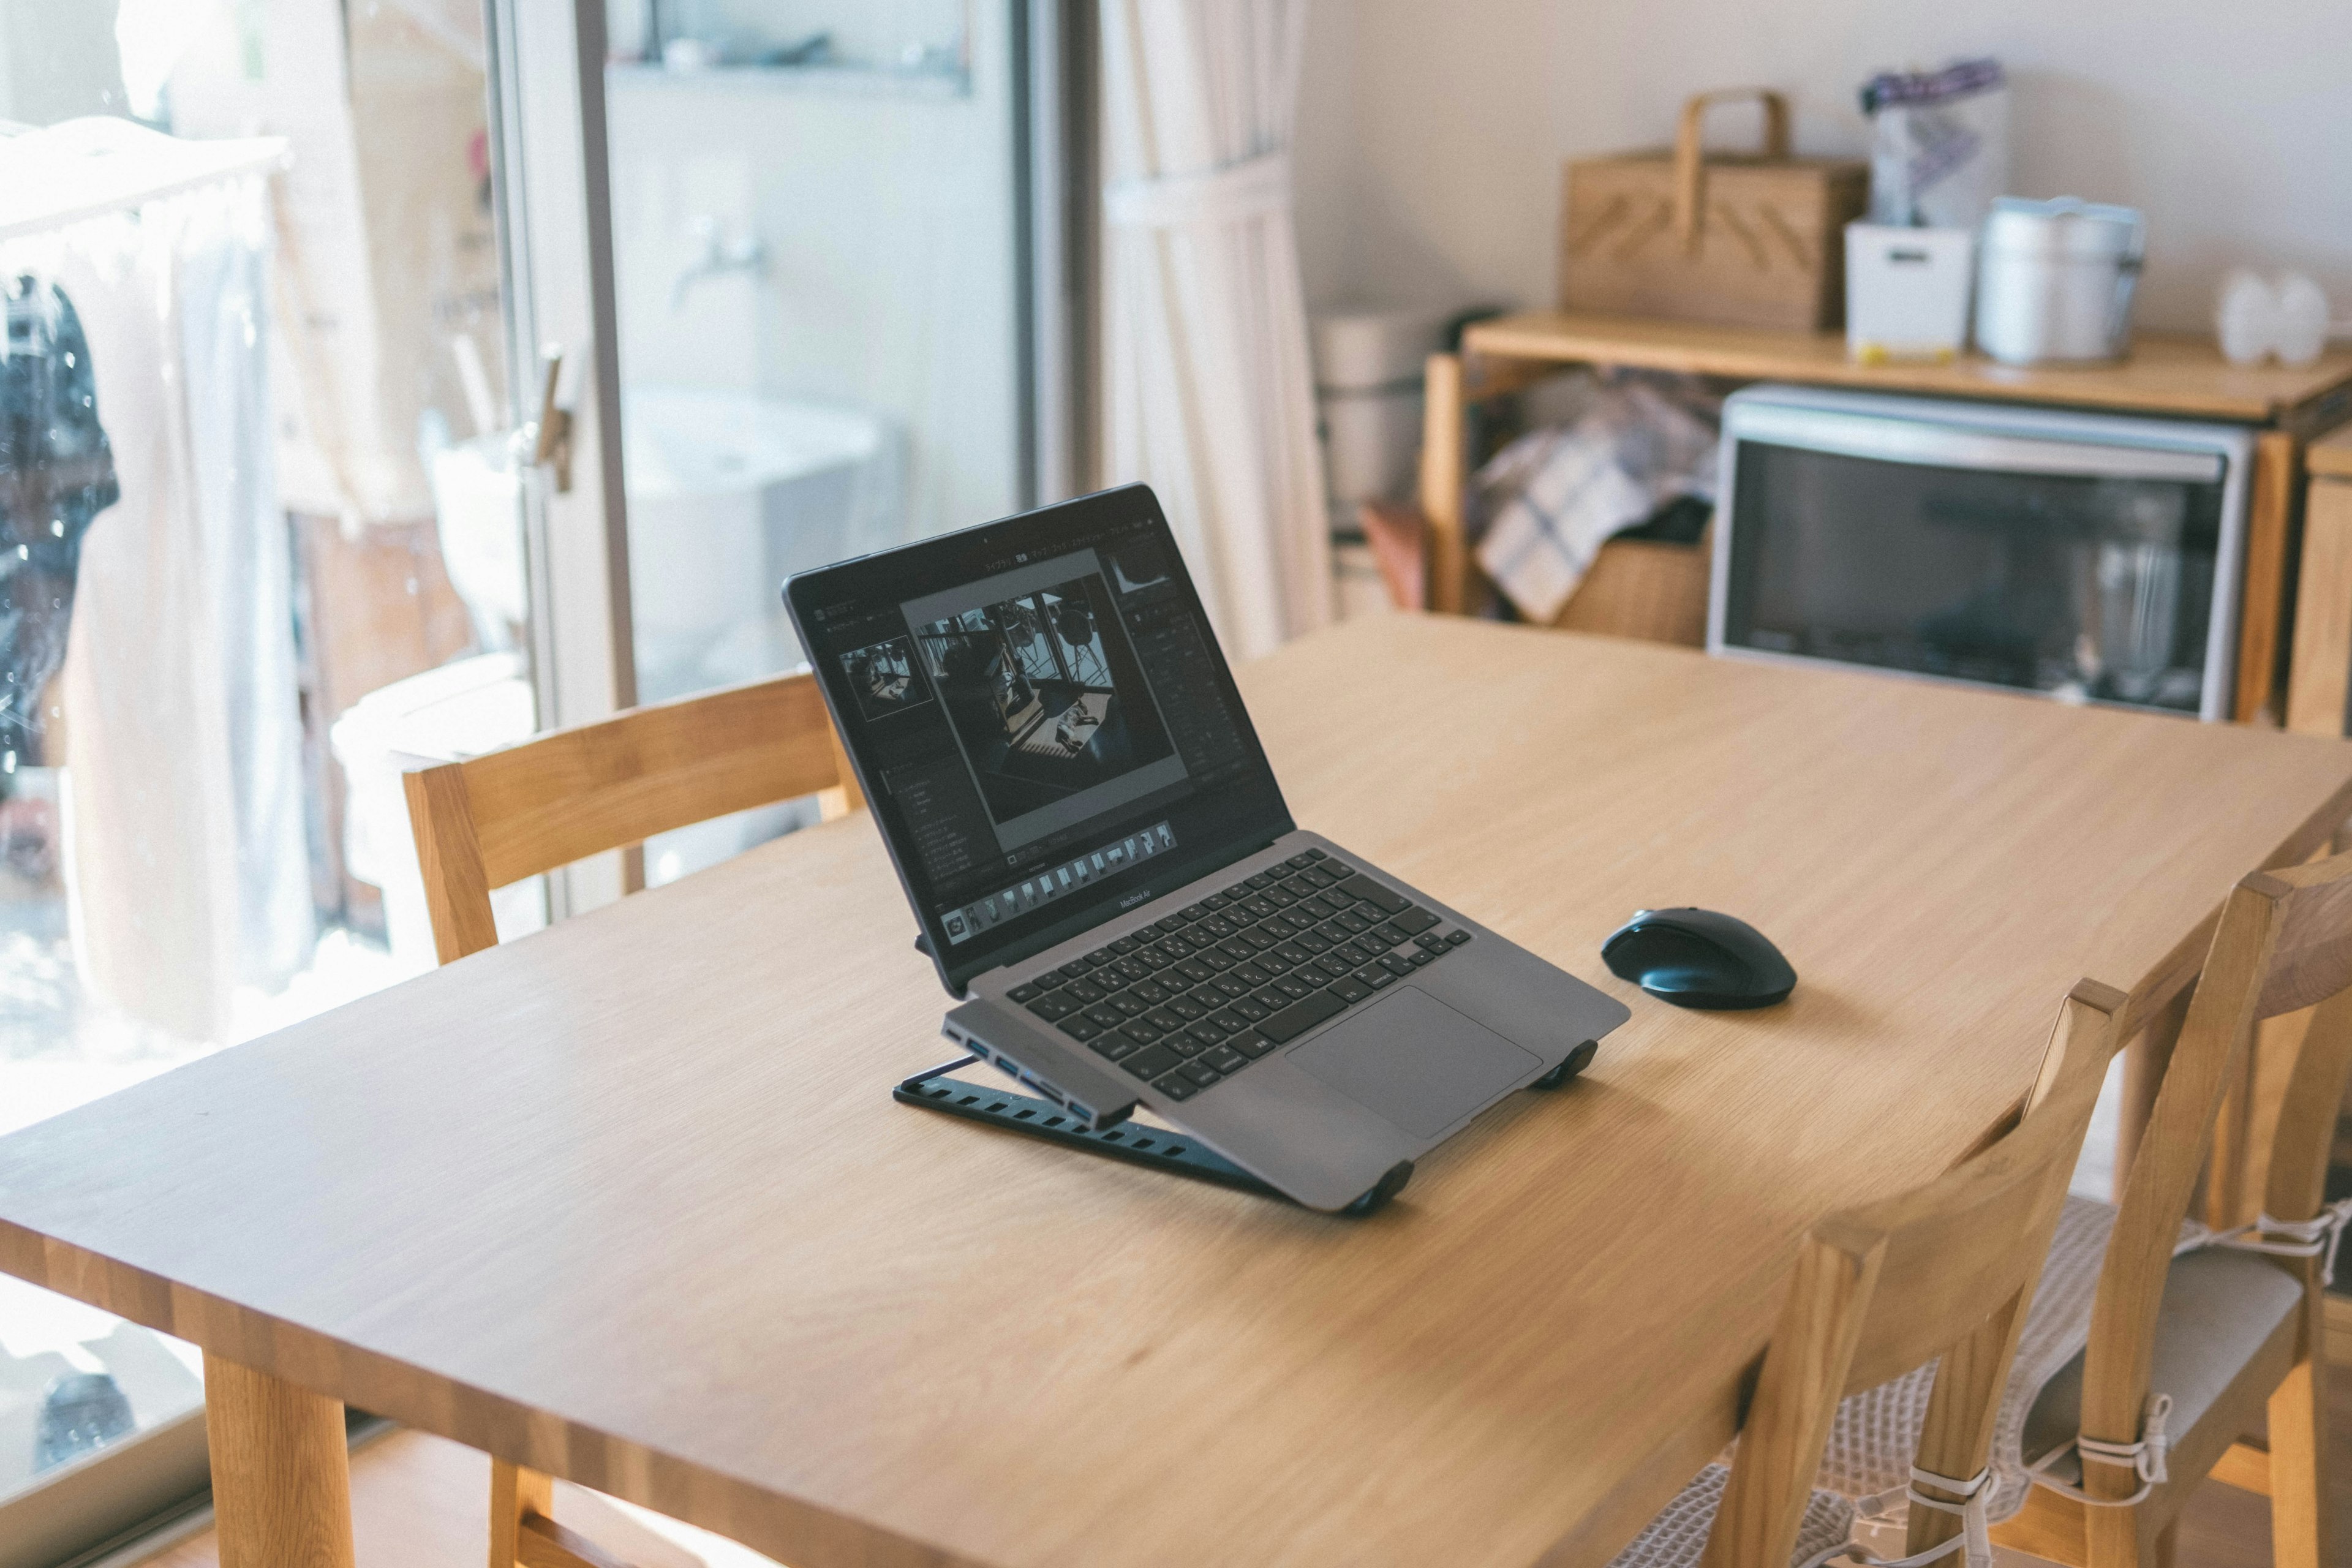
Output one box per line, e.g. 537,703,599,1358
1101,0,1331,662
2,127,317,1043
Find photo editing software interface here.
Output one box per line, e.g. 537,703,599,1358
814,518,1263,956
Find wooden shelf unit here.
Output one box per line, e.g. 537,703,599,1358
1419,310,2352,723
2286,425,2352,735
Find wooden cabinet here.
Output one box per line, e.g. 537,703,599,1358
2286,428,2352,734
1419,311,2352,723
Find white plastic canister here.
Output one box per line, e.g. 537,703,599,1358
1973,197,2144,365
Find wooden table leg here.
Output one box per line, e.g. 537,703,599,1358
202,1352,355,1568
2116,982,2192,1202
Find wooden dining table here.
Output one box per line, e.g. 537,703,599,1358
5,614,2352,1568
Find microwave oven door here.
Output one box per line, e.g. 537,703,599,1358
1711,402,2247,720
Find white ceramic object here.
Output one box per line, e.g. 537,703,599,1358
1844,223,1976,361
2215,268,2282,366
2214,270,2334,367
1973,197,2144,365
428,434,526,649
2275,273,2331,367
620,385,903,703
328,652,542,974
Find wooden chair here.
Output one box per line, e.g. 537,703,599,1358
1989,848,2352,1568
404,670,862,963
1601,979,2122,1568
402,669,862,1566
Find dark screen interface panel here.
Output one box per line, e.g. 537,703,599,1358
804,503,1273,974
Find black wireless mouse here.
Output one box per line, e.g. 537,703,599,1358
1600,907,1796,1009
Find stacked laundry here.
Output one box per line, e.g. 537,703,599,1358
1472,372,1721,624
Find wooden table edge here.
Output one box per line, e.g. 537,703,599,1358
0,1222,973,1568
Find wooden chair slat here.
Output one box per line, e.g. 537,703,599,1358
404,671,859,965
2263,985,2352,1223
2255,852,2352,1017
1823,982,2127,1394
464,674,845,890
1698,982,2120,1568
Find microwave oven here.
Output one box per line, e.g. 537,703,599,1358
1709,386,2253,720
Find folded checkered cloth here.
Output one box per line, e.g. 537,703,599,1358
1474,377,1719,623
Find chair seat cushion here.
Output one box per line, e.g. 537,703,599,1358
2019,1245,2305,1485
1605,1463,1855,1568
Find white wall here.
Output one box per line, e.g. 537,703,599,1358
603,21,1022,543
1294,0,2352,333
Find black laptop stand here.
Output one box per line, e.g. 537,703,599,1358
895,1054,1292,1197
892,1039,1597,1218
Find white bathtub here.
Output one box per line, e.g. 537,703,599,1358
622,385,903,703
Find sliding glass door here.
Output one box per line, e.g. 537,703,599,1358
0,3,1077,1561
592,0,1091,884
0,0,1084,1558
0,0,535,1557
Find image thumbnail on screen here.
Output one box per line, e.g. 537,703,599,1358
837,635,929,723
910,572,1177,831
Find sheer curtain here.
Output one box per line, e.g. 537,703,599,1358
1101,0,1331,662
2,123,315,1042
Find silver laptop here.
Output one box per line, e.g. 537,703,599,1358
785,484,1628,1212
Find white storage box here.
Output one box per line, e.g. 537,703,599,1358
1844,224,1975,362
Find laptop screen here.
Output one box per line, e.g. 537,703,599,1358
786,485,1292,993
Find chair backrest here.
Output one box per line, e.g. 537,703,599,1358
1705,979,2125,1568
2078,843,2352,1491
402,670,864,963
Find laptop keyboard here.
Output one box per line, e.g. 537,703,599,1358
1005,849,1472,1105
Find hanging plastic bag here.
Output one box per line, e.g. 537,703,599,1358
1861,59,2008,230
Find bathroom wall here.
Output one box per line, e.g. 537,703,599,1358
603,2,1023,541
0,0,126,124
1294,0,2352,334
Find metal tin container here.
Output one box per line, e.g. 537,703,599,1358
1973,197,2144,364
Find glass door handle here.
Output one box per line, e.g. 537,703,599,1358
527,346,575,492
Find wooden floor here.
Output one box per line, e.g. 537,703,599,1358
2166,1300,2352,1568
133,1298,2350,1568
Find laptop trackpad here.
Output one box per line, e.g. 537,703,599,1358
1289,986,1543,1139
